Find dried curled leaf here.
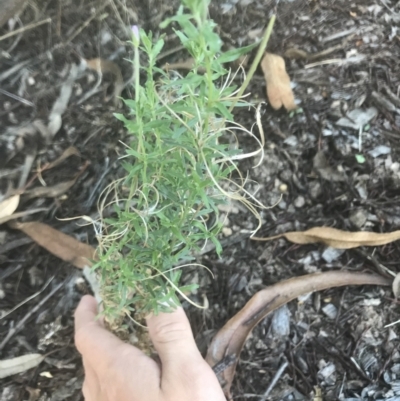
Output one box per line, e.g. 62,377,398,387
162,58,195,71
0,194,20,219
0,353,44,379
253,226,400,249
85,58,123,104
206,271,391,399
10,221,96,269
260,52,297,111
392,273,400,299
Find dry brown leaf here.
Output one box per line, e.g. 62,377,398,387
85,58,123,104
392,273,400,298
206,271,391,399
253,227,400,249
0,353,44,379
283,48,309,60
0,194,20,219
260,52,297,111
10,221,96,269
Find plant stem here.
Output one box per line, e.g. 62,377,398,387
134,44,140,107
229,14,276,112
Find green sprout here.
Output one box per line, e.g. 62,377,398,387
95,0,269,322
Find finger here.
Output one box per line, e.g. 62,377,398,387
76,296,162,400
74,295,142,370
146,307,203,372
74,295,100,332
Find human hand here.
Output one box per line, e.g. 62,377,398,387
74,295,225,401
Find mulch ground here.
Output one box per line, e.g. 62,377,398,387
1,0,400,400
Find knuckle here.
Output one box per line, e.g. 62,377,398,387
153,320,189,344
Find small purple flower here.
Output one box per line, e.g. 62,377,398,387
131,25,140,47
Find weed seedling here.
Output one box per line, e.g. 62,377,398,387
96,0,273,323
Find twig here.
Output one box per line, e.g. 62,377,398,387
259,360,289,401
0,264,24,280
0,277,54,320
0,88,34,107
0,281,64,351
0,18,52,42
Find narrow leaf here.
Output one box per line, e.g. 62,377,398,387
252,226,400,249
217,42,258,64
85,58,123,104
206,271,391,398
10,221,96,269
0,354,44,379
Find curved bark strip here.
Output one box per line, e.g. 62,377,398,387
206,271,391,399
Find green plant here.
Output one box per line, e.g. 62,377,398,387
96,0,269,322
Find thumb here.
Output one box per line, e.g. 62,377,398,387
147,307,203,371
74,295,102,332
74,295,128,370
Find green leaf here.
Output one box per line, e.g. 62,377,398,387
151,38,165,59
217,42,259,64
355,154,366,164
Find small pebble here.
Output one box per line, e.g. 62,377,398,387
294,196,305,208
222,227,232,236
279,183,288,193
309,181,322,199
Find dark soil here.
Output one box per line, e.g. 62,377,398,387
1,0,400,400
